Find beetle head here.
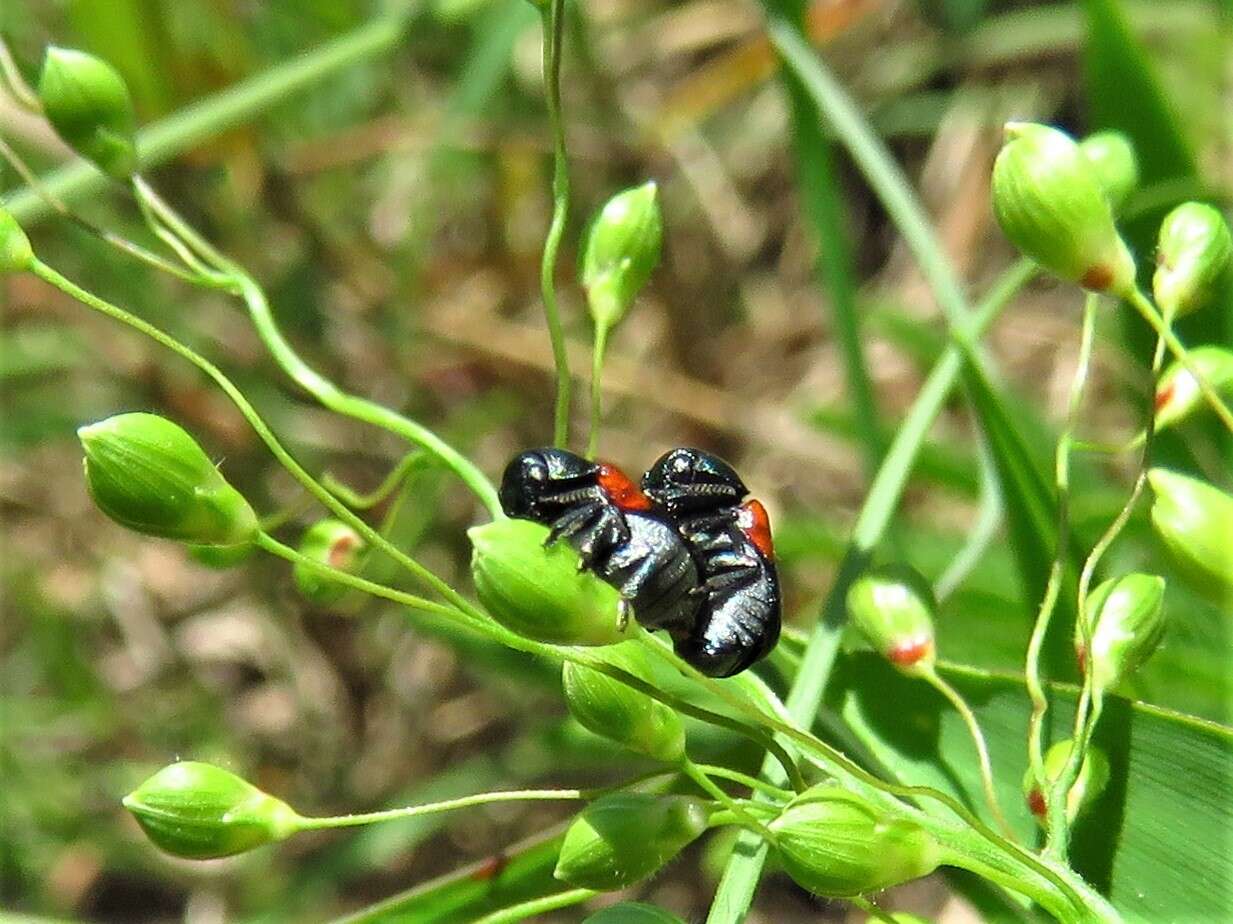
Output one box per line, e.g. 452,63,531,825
642,447,748,514
499,448,597,520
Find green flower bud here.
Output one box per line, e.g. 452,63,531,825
38,47,138,179
1152,202,1233,320
554,793,709,890
123,761,301,859
1148,469,1233,605
583,903,685,924
992,122,1135,295
0,205,34,275
768,785,942,898
1076,573,1165,695
188,541,255,569
1077,131,1139,210
582,181,663,330
469,518,631,646
845,565,936,674
562,642,685,763
1023,740,1109,826
1155,346,1233,431
293,519,365,606
79,413,258,546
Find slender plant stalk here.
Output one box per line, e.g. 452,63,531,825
681,760,777,840
1024,295,1099,786
472,888,597,924
4,7,418,225
0,37,40,110
538,0,573,448
587,324,608,459
692,765,794,801
919,664,1016,841
295,788,586,831
935,433,1003,600
323,452,425,509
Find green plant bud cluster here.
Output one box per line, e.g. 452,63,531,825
1155,346,1233,432
992,122,1134,295
79,413,258,547
469,518,631,646
1076,131,1138,211
0,205,34,275
1152,202,1233,320
554,793,709,890
562,642,686,763
293,518,366,605
845,564,936,674
1077,573,1165,696
123,761,302,860
583,903,685,924
38,46,139,179
582,181,663,331
1023,740,1109,826
1148,469,1233,605
768,785,942,897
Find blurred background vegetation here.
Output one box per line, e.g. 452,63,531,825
1,0,1230,921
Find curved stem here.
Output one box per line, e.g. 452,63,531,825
538,0,573,448
473,888,597,924
586,323,608,459
919,665,1015,841
692,764,794,801
681,759,777,841
323,451,425,509
0,37,40,111
1025,294,1098,785
130,179,503,517
295,788,586,831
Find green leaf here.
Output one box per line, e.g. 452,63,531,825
826,652,1233,922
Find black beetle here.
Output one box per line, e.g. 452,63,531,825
499,448,702,635
643,447,781,678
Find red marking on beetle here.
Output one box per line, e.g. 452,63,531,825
1080,265,1113,291
887,636,932,667
1154,383,1174,412
328,534,357,568
470,853,509,881
737,499,774,559
1027,788,1047,819
597,463,653,511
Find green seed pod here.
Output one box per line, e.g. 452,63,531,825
583,903,685,924
768,785,942,898
0,205,34,275
1076,573,1166,695
293,519,366,606
845,565,936,674
1077,131,1139,210
123,761,302,859
37,47,138,179
1155,346,1233,431
188,541,255,569
469,519,630,646
1153,202,1233,320
582,181,664,331
554,793,709,890
562,642,685,763
992,122,1135,295
1148,468,1233,605
79,413,258,546
1023,739,1109,826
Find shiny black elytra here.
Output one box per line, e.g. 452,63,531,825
643,448,781,678
499,448,702,636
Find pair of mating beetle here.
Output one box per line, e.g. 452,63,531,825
499,447,780,677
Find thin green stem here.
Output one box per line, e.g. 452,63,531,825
851,895,897,924
1045,323,1167,863
0,38,40,111
127,181,502,517
4,8,417,225
919,665,1015,841
934,433,1003,601
30,257,487,623
538,0,573,448
1125,287,1233,433
472,888,597,924
294,788,585,832
692,764,794,801
323,452,425,509
681,759,777,841
586,323,608,459
1025,294,1098,786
